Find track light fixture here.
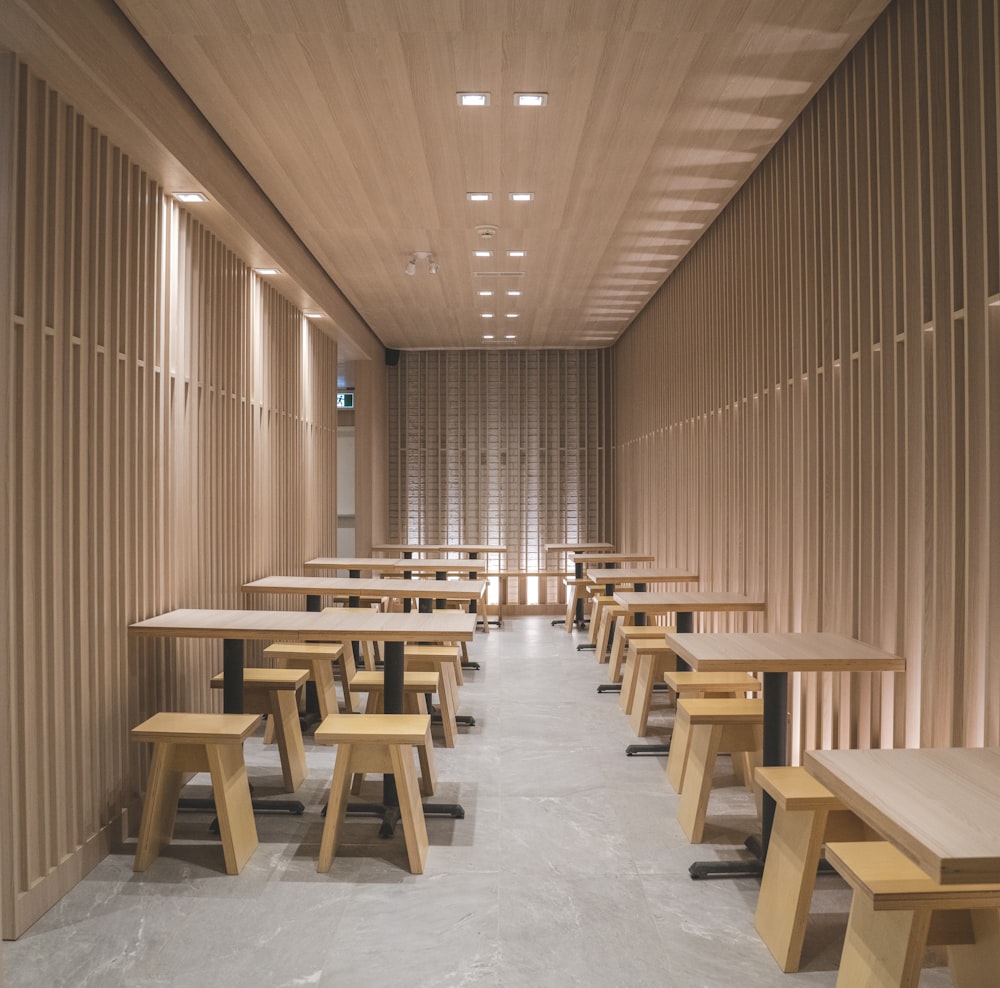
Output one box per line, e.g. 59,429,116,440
405,251,439,276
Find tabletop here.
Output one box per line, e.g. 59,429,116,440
614,591,766,614
660,632,906,674
371,543,506,555
304,556,488,574
805,746,1000,884
129,608,477,642
243,576,487,599
573,552,655,566
544,542,615,553
586,567,699,585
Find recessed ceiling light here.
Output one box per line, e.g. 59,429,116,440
506,250,526,257
457,92,491,106
173,192,208,203
474,250,493,258
505,334,517,340
304,312,323,320
467,192,493,201
481,313,494,318
506,290,522,296
506,313,518,318
254,267,280,276
509,192,534,202
514,93,548,107
478,290,494,296
483,334,495,340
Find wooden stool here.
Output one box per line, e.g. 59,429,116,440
563,576,589,630
753,766,871,972
131,712,261,875
674,697,763,842
211,667,309,792
263,641,351,719
594,603,629,661
608,624,667,684
587,594,614,646
664,671,762,793
627,644,677,736
348,670,439,791
826,841,1000,988
314,714,433,874
620,641,674,714
405,642,463,686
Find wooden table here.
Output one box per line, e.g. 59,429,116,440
130,608,476,821
242,575,487,614
586,566,698,596
805,746,1000,885
661,632,905,879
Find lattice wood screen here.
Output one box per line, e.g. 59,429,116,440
0,61,338,938
387,349,613,570
613,0,1000,756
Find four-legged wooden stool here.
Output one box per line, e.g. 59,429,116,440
131,712,261,874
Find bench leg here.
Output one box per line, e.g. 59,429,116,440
948,908,1000,988
608,627,627,682
207,742,258,875
318,742,355,873
665,706,691,793
619,649,641,713
269,689,307,792
389,743,429,875
836,893,930,988
133,742,186,872
677,723,723,842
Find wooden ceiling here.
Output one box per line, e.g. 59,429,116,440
115,0,887,352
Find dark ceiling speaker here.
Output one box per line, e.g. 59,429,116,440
385,348,401,366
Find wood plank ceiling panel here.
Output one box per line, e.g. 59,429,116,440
116,0,888,350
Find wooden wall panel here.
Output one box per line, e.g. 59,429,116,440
0,63,338,939
612,0,1000,757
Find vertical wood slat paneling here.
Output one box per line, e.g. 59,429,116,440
387,350,612,577
612,0,1000,758
1,63,338,939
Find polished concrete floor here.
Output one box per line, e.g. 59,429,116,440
5,617,952,987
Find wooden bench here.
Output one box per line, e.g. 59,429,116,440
314,714,434,874
210,668,308,792
753,766,870,973
663,671,761,793
619,641,674,714
561,576,590,630
593,603,629,662
132,712,261,875
674,697,763,843
825,841,1000,987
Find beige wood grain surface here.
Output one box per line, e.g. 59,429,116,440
614,592,766,615
572,552,655,566
806,747,1000,885
661,632,906,675
304,556,488,574
243,576,486,599
130,608,477,642
586,567,698,585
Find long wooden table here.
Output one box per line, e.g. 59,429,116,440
242,575,487,614
661,632,905,879
130,608,476,821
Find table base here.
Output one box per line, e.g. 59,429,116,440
625,740,670,756
344,800,465,838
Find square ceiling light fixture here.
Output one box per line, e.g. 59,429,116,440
514,93,548,106
509,192,534,202
173,191,208,203
457,92,490,106
467,192,493,201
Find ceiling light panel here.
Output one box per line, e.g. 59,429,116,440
509,192,534,201
173,191,208,203
514,93,548,106
457,92,490,106
467,192,492,201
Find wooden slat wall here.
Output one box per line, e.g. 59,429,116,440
612,0,1000,757
386,349,613,572
0,62,338,939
